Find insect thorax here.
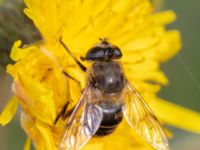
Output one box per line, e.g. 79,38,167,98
88,61,126,94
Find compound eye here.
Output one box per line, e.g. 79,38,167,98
113,47,122,59
86,47,105,60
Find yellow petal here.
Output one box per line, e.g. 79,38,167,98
132,81,161,93
151,11,176,25
10,40,33,61
149,99,200,133
0,96,18,126
157,30,182,62
13,74,56,124
127,70,168,85
24,137,31,150
21,112,45,150
35,120,56,150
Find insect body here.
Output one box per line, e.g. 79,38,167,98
58,38,169,150
87,60,125,136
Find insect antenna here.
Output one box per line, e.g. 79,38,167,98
99,37,109,44
59,37,87,72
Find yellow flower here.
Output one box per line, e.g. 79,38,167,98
1,0,200,150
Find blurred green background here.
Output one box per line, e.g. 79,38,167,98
0,0,200,149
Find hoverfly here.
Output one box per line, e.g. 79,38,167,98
57,37,169,150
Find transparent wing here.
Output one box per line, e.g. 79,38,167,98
58,84,103,150
123,81,169,150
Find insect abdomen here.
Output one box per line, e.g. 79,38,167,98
95,102,123,136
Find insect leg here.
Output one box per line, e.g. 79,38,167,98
80,56,86,61
54,100,76,124
54,71,80,124
59,37,87,72
63,71,80,83
54,101,70,124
